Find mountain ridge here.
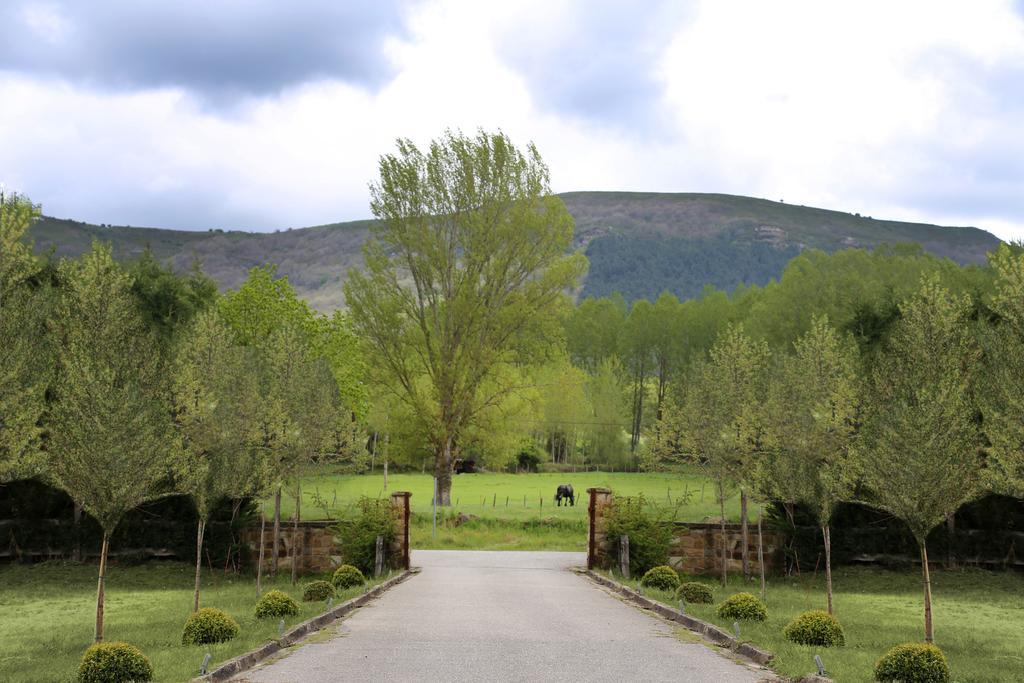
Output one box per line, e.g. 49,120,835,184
28,191,1001,309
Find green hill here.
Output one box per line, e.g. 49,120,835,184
28,192,1001,309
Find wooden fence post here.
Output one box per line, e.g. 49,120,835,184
620,535,630,580
374,535,384,577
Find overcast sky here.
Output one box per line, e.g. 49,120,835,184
1,0,1022,240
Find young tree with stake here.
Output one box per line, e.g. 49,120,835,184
174,308,264,611
980,244,1024,500
856,277,982,643
766,315,858,614
669,325,769,587
0,190,50,482
47,242,176,641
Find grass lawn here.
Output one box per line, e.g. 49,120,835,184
410,513,588,551
607,566,1024,682
0,561,386,683
269,470,743,524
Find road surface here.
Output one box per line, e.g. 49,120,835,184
235,550,772,682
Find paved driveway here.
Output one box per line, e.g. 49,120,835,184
236,550,771,682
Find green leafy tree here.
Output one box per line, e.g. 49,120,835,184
661,325,769,586
0,190,49,482
856,277,982,643
565,294,627,371
622,299,655,455
534,358,590,464
174,308,265,611
0,189,40,299
129,249,217,343
650,291,686,422
586,358,628,468
315,311,369,421
765,316,858,614
980,244,1024,498
219,266,317,575
47,242,176,641
345,129,586,504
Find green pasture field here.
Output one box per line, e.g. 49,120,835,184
610,566,1024,682
263,470,748,552
266,470,744,524
0,562,385,683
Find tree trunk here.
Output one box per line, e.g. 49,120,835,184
655,358,669,422
718,482,728,588
271,487,281,575
193,519,206,612
73,503,83,562
95,532,110,642
921,541,934,643
757,510,766,600
291,481,301,586
823,524,834,615
784,501,799,576
434,437,453,505
383,459,389,491
256,511,266,595
740,490,750,582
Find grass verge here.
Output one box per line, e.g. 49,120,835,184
601,565,1024,682
410,513,587,551
0,561,386,683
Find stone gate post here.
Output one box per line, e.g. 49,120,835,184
587,487,613,569
390,491,411,570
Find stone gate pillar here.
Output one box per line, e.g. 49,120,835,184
390,491,411,570
587,487,613,569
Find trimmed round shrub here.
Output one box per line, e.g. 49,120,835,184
78,642,153,683
783,610,845,647
716,592,768,622
640,565,681,591
874,643,950,683
303,580,337,602
181,607,240,645
254,589,299,619
676,581,714,604
332,564,366,590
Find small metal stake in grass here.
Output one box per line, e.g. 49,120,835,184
679,599,686,615
326,597,334,611
733,622,741,639
199,652,211,675
278,619,285,637
815,655,826,676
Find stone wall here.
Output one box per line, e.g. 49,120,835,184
587,488,783,576
243,491,412,576
242,520,339,574
669,522,783,575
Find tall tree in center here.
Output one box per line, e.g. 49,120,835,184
346,130,586,504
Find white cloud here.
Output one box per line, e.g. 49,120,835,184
0,0,1021,240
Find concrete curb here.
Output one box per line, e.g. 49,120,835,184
194,568,420,682
580,569,775,667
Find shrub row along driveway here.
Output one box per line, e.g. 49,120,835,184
235,550,770,682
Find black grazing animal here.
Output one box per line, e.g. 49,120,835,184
555,484,575,506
